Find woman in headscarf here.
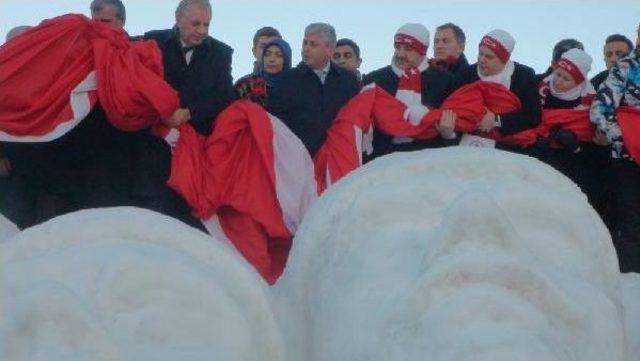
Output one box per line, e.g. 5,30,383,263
234,38,292,108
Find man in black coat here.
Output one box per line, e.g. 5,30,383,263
144,1,234,135
431,22,470,77
362,23,456,158
454,29,541,154
130,0,234,229
268,23,360,157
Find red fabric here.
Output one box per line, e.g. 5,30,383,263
379,81,521,140
93,37,179,131
617,107,640,165
0,14,178,139
495,109,595,147
169,100,292,284
314,81,522,192
397,67,422,96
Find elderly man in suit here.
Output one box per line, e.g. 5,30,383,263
131,0,235,229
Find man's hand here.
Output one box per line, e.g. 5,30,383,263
478,109,496,133
593,129,611,146
0,157,11,177
436,109,457,139
162,108,191,128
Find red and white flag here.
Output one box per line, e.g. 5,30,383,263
169,100,317,284
170,81,521,283
0,14,178,142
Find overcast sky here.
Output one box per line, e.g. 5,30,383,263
1,0,638,80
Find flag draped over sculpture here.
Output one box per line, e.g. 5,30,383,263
0,14,178,142
169,81,522,282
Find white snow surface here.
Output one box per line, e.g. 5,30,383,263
1,148,637,361
274,147,627,361
0,207,285,361
0,214,19,243
622,273,640,358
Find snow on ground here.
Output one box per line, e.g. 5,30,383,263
274,147,627,361
0,214,18,243
0,207,285,361
622,272,640,358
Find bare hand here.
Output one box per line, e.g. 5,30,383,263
436,109,456,139
0,157,11,177
478,109,496,133
593,130,611,146
162,108,191,128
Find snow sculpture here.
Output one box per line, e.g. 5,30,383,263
622,273,640,358
275,148,627,361
0,208,285,361
0,214,18,243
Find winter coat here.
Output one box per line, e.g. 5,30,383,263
267,62,360,157
144,28,235,135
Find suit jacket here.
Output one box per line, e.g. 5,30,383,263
144,28,234,135
267,62,360,156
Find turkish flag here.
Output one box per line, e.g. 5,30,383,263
0,14,178,142
617,107,640,164
169,100,317,284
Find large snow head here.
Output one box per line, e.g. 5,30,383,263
0,208,285,361
275,148,625,361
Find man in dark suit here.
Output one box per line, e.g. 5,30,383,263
268,23,360,157
144,0,234,135
431,22,470,77
131,0,234,229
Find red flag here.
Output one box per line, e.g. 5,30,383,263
169,101,316,284
617,107,640,165
314,81,522,191
0,14,178,142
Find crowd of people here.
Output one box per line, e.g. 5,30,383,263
1,0,639,274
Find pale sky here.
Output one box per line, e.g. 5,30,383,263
1,0,638,80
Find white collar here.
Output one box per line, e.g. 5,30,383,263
313,61,331,74
391,56,430,77
477,60,515,89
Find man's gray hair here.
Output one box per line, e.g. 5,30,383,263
304,23,337,47
175,0,212,17
90,0,126,21
6,25,32,41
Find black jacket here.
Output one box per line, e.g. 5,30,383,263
362,65,455,156
430,54,470,77
590,69,609,91
144,28,235,135
455,62,541,136
534,67,553,85
267,62,360,156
